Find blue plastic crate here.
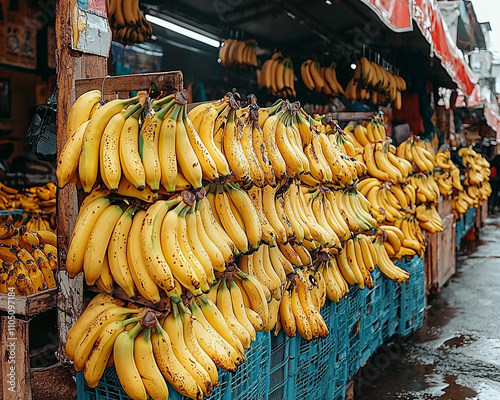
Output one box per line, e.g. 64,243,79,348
456,215,464,246
288,301,338,400
346,286,362,377
397,257,425,336
268,331,293,400
229,330,270,400
464,207,476,234
77,367,232,400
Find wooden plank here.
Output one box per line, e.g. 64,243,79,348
336,112,376,122
75,71,184,98
0,289,57,317
1,316,31,399
424,231,438,295
437,197,452,217
55,0,108,365
436,214,456,288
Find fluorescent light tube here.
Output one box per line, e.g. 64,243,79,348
145,14,220,48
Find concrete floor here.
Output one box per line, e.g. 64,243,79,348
355,215,500,400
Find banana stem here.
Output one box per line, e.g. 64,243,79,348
152,94,175,111
154,99,177,121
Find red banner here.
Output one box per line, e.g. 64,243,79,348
412,0,478,96
359,0,412,32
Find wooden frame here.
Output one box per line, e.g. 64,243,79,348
0,289,57,317
74,71,183,98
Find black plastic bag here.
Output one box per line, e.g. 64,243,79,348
26,87,57,162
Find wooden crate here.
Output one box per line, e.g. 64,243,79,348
0,290,57,399
437,197,452,217
425,214,456,294
0,289,57,317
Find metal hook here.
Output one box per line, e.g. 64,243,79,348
100,75,110,105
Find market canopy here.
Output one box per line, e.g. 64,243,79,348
359,0,479,96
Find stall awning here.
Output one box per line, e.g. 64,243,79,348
413,0,478,96
484,103,500,135
359,0,479,96
359,0,413,32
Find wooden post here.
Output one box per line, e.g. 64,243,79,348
1,316,30,400
55,0,107,364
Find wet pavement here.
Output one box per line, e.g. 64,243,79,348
355,215,500,400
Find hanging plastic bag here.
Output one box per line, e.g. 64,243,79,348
25,87,57,162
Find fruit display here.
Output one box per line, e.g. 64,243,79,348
344,57,406,108
106,0,153,45
0,222,57,294
300,60,344,96
60,88,443,399
218,39,258,68
452,147,491,215
0,182,57,232
258,53,296,98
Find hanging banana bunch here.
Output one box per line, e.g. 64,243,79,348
259,52,296,98
107,0,153,45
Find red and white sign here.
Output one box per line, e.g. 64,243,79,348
412,0,478,96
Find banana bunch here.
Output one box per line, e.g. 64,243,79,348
67,285,269,400
415,204,443,233
358,179,411,223
434,171,453,197
208,274,270,347
397,137,436,174
207,182,262,254
363,141,412,185
0,182,56,217
376,223,424,260
372,237,410,283
25,213,55,232
66,189,253,301
460,147,491,187
449,165,464,191
58,90,222,194
408,174,440,204
0,222,57,294
278,269,329,340
107,0,152,45
452,190,476,215
345,57,406,108
218,39,258,68
333,236,375,290
259,53,296,98
238,242,303,302
344,117,387,147
435,149,453,171
300,60,344,96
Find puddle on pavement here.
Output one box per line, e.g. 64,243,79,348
355,353,478,399
439,334,476,351
437,375,477,399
